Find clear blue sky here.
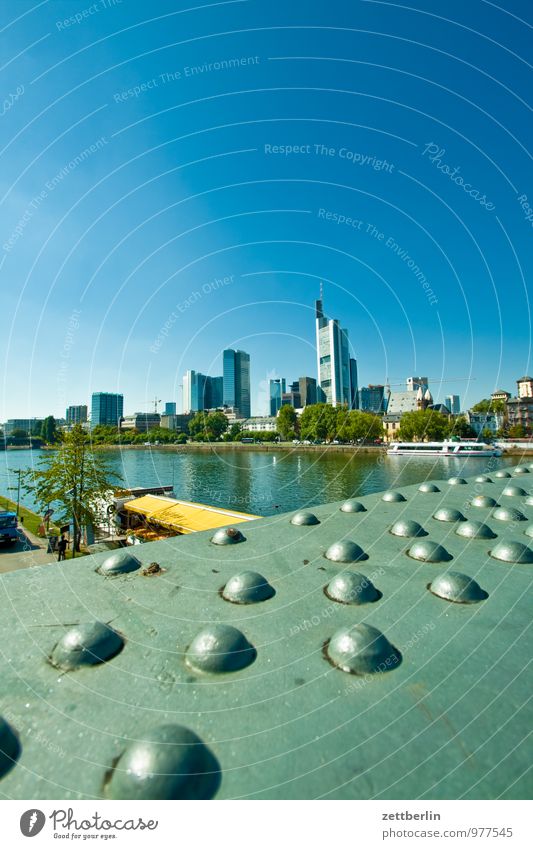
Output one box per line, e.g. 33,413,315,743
1,0,531,418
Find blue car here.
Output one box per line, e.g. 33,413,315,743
0,511,19,545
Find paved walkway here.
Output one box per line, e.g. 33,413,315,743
0,527,56,573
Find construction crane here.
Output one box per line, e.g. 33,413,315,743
153,397,162,413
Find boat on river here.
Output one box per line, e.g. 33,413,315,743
387,440,502,457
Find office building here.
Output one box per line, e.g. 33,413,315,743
164,402,176,416
298,376,318,407
358,385,386,414
183,371,223,413
223,349,251,418
66,405,88,426
90,393,124,428
121,412,161,432
161,413,193,432
406,376,429,393
445,395,461,415
282,381,302,409
3,418,43,436
349,359,358,409
269,378,286,416
315,294,352,407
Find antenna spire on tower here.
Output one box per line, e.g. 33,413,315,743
320,281,324,302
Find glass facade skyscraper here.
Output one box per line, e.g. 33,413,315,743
223,349,251,418
269,378,286,415
90,393,124,427
315,296,353,407
183,371,223,412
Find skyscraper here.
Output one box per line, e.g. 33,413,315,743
183,371,223,412
298,376,317,407
66,405,88,425
315,292,352,407
269,378,286,415
445,394,461,415
90,393,123,427
223,349,251,418
164,402,176,416
349,359,358,409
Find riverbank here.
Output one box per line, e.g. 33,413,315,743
90,442,533,456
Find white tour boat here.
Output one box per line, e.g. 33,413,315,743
387,440,502,457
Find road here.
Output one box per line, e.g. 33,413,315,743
0,528,56,573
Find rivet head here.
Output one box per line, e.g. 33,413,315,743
325,572,380,604
340,499,367,513
525,495,533,506
106,725,220,799
475,475,492,483
50,622,124,671
448,477,468,485
382,491,406,502
97,551,141,576
433,508,466,523
408,540,453,562
429,571,488,603
222,571,275,604
186,625,256,673
495,470,512,478
524,524,533,538
418,482,441,493
492,507,527,522
326,623,401,675
0,716,20,779
470,495,499,509
455,520,496,540
512,466,530,475
290,511,320,526
211,527,245,545
390,519,427,537
502,485,528,498
324,540,368,563
490,540,533,564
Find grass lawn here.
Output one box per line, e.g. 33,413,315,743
0,494,59,537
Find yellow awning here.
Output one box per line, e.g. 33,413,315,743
123,494,260,534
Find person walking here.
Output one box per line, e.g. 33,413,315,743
57,534,67,562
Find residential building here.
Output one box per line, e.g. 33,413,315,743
240,416,278,432
121,413,161,432
269,378,286,416
383,413,402,442
491,389,510,404
517,376,533,398
90,393,124,428
445,394,461,415
315,294,352,407
358,385,386,414
66,405,88,426
164,402,176,416
223,349,251,418
466,411,504,437
183,371,223,413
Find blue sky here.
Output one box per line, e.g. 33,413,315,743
1,0,531,418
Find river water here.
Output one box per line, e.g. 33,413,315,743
0,447,515,517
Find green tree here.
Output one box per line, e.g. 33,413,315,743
398,410,449,442
480,427,495,441
348,410,383,442
11,428,28,440
22,425,121,554
228,422,242,441
508,424,526,438
448,416,477,439
277,405,298,440
41,415,58,444
205,411,228,440
471,398,506,414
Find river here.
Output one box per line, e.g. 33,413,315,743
0,447,515,517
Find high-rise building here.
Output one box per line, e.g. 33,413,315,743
298,376,317,407
445,394,461,415
183,371,223,413
406,376,429,393
282,381,302,409
315,294,352,407
90,393,123,428
358,385,386,414
164,402,176,416
66,405,88,425
223,349,251,418
349,359,358,409
269,378,286,415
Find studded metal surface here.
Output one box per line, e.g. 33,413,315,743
0,469,531,800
